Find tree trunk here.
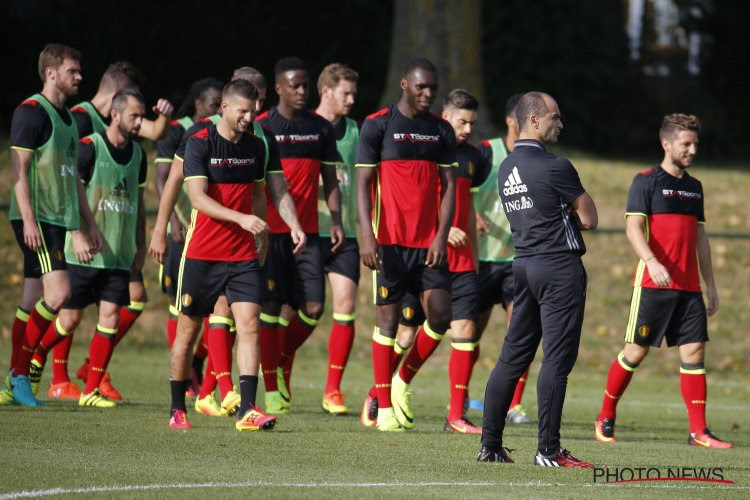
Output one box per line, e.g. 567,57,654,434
381,0,494,137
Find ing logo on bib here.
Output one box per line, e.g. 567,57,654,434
181,294,193,307
639,325,650,338
378,286,389,299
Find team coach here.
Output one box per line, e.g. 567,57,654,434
477,92,598,467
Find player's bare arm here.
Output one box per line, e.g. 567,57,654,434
75,171,103,254
321,163,344,251
267,171,307,254
156,158,184,243
10,148,41,250
356,165,379,270
148,156,184,263
185,176,268,236
426,166,456,268
625,215,671,288
138,98,174,141
696,224,719,316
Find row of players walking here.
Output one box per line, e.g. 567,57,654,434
2,44,731,469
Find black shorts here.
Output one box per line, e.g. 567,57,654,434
478,260,514,312
65,264,130,309
400,270,478,327
321,237,360,284
11,220,67,278
625,288,708,347
262,233,325,307
376,245,450,306
177,257,261,317
160,237,184,296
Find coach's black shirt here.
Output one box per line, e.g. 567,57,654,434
498,139,586,256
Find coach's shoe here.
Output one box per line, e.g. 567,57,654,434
48,381,81,399
29,359,44,396
391,374,414,429
265,391,290,415
360,395,378,428
79,389,116,408
98,372,122,400
169,409,192,430
506,404,533,424
595,417,617,443
277,368,292,409
444,416,482,434
322,392,348,415
10,374,43,407
534,448,594,468
220,388,241,416
76,358,90,382
236,405,277,431
688,428,733,449
376,412,405,433
476,446,514,463
195,393,224,416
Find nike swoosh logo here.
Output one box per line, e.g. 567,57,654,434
693,438,710,447
398,403,413,423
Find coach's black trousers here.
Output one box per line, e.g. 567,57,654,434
481,253,587,454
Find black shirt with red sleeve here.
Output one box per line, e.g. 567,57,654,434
70,103,108,138
448,141,490,272
182,124,269,262
156,119,189,162
355,105,457,249
626,165,704,292
255,107,340,234
10,96,74,150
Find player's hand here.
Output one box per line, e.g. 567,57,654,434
645,258,671,288
447,226,468,248
152,98,174,117
238,214,269,236
149,227,168,264
256,231,269,266
87,224,103,254
22,218,42,251
71,230,94,264
360,233,380,271
425,238,447,268
705,285,719,316
330,224,345,253
476,213,489,236
290,227,307,254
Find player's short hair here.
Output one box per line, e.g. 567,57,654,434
659,113,701,141
175,77,223,118
403,57,437,77
111,86,145,112
317,63,359,96
100,61,146,91
38,43,81,82
515,92,549,130
274,57,307,81
443,89,479,111
505,93,523,118
231,66,267,90
222,79,259,102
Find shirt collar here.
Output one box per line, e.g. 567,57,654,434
514,139,546,151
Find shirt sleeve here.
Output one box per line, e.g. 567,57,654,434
77,138,96,184
697,180,705,223
262,127,282,174
438,120,458,167
320,119,342,165
10,103,50,151
138,146,148,187
155,122,183,163
183,136,209,180
549,158,585,204
355,118,383,167
176,123,202,160
71,108,93,138
625,172,653,216
472,146,491,189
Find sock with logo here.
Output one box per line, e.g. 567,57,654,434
14,300,57,376
509,366,531,408
207,316,234,399
680,362,707,434
167,305,179,348
112,301,145,347
51,334,74,384
371,327,396,409
448,339,475,422
84,325,117,394
198,355,217,399
10,307,30,370
238,374,259,415
368,341,406,399
32,317,71,368
399,322,446,384
325,313,356,395
599,351,638,420
279,310,318,367
276,317,293,389
259,313,280,392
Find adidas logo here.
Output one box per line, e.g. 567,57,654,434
503,166,528,196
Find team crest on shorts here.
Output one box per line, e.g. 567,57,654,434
181,293,192,307
467,161,475,176
56,250,64,261
378,286,389,299
164,275,171,287
266,279,275,291
403,306,414,320
639,325,650,338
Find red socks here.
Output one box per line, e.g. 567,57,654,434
259,314,280,392
510,367,530,408
84,324,117,394
113,301,145,347
599,351,637,420
368,341,405,399
371,327,397,408
31,318,69,367
279,311,318,367
680,363,707,434
399,322,445,384
448,340,474,421
14,300,57,376
167,305,179,348
207,316,234,399
325,313,355,394
51,335,74,384
10,307,30,370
